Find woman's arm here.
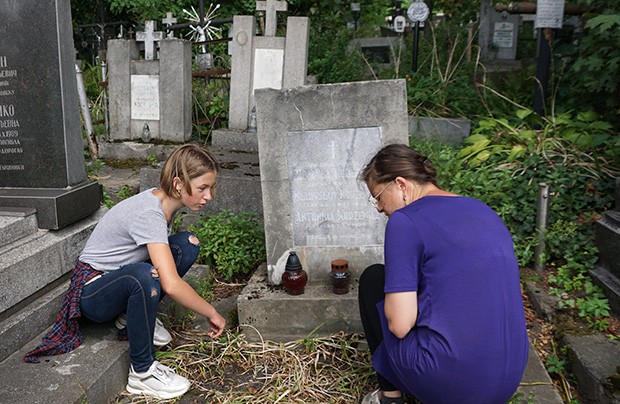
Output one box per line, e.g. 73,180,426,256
147,243,226,338
384,291,418,339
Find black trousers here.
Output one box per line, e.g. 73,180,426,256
358,264,399,392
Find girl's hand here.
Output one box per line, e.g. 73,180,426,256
207,311,226,339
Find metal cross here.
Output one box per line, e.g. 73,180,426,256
162,12,177,38
256,0,287,37
136,20,163,60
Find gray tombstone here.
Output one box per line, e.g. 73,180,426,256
255,79,409,285
479,0,520,60
0,0,101,229
106,33,192,146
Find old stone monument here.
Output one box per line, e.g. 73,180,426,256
0,0,101,229
104,20,192,158
479,0,521,61
237,79,409,341
211,0,309,152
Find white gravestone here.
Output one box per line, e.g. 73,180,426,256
162,12,177,38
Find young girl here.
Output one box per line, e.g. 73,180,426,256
25,144,226,400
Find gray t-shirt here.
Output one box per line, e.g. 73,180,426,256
79,188,170,271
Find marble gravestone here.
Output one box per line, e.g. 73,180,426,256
255,79,409,285
0,0,101,229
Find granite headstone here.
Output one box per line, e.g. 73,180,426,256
0,0,101,229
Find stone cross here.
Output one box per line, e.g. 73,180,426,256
136,20,163,60
162,12,177,38
256,0,287,37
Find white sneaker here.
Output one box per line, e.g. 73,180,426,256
361,390,404,404
126,360,190,399
115,313,173,347
361,390,381,404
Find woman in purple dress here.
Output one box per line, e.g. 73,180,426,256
358,144,528,404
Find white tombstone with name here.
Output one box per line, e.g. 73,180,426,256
226,0,309,130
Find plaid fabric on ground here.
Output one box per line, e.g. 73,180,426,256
23,260,103,363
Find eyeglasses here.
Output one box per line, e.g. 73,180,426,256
368,181,394,210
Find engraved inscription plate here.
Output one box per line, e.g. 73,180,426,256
131,75,160,120
287,127,384,246
493,22,514,48
253,48,284,90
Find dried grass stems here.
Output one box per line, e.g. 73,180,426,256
117,327,376,403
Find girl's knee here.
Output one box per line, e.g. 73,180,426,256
128,264,162,297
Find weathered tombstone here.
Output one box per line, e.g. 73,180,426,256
211,0,309,152
478,0,520,61
0,0,101,229
104,21,192,155
236,79,409,341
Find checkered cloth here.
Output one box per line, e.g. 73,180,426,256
23,260,103,363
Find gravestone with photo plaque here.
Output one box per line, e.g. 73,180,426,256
0,0,101,230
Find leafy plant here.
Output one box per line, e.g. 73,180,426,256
556,14,620,128
189,210,265,281
411,127,616,331
545,354,566,375
116,185,136,201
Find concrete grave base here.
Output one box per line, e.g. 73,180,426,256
0,181,101,230
211,129,259,153
238,265,362,342
97,141,177,161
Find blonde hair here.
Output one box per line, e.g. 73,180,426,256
160,144,219,199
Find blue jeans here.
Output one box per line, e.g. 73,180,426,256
80,231,199,372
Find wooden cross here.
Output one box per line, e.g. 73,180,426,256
256,0,287,37
136,20,163,60
162,12,177,38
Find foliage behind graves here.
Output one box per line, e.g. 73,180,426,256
411,109,618,331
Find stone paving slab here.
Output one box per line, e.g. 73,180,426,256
0,322,130,404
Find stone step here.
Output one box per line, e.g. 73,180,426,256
0,278,69,363
0,208,105,315
563,334,620,403
0,207,38,246
590,265,620,317
0,322,129,404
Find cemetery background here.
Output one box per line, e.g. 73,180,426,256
0,0,617,402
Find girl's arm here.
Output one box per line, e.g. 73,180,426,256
384,291,418,339
147,243,226,338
